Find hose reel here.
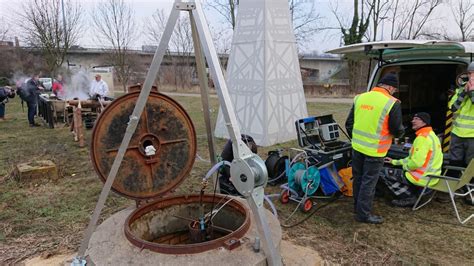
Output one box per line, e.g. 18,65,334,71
288,162,320,197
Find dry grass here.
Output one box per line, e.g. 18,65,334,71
0,95,473,264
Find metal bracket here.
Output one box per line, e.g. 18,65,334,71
175,2,195,10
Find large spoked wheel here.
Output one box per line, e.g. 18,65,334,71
90,91,197,200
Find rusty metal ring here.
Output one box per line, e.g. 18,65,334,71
124,194,251,254
90,91,197,200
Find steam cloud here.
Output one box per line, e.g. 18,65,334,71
12,72,30,89
64,70,91,100
12,70,93,100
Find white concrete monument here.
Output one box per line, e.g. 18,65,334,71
214,0,308,146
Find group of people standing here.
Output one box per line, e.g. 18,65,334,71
1,72,109,127
346,62,474,224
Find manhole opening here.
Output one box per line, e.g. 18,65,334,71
130,203,244,244
125,195,251,254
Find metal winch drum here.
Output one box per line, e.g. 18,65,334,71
90,91,252,254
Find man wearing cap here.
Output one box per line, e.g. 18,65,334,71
346,73,404,224
448,62,474,205
383,113,442,207
90,74,109,99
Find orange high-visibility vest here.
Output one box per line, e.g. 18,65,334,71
352,87,398,157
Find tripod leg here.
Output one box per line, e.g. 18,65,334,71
76,5,181,260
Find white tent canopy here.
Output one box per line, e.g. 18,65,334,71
214,0,308,147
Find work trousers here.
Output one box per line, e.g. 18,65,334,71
0,103,5,118
352,149,384,219
379,167,418,199
449,133,474,166
27,101,37,125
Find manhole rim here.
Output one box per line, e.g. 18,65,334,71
124,194,251,254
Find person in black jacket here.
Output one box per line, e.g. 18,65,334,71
25,73,44,127
0,86,15,121
345,73,405,224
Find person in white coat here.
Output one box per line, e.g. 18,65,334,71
90,74,109,99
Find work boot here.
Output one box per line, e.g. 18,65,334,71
391,197,417,207
435,193,451,203
355,215,384,224
464,196,474,206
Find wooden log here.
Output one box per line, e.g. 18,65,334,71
73,102,85,148
67,100,111,108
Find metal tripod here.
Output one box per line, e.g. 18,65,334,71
74,1,281,265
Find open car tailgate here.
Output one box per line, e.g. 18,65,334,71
326,40,474,61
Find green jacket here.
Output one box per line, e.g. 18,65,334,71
449,87,474,138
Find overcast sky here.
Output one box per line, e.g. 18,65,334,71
0,0,463,54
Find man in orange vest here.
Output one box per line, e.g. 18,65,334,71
345,73,405,224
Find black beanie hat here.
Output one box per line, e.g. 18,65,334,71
414,112,431,125
378,73,399,88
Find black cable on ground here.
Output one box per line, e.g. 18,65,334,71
281,193,343,228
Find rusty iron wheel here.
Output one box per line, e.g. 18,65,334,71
90,91,197,200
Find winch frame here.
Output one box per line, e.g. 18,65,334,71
75,1,281,265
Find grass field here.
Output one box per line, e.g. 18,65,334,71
0,95,473,264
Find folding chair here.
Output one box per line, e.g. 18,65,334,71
412,159,474,224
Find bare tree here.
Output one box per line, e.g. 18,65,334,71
146,10,194,90
92,0,138,92
206,0,326,49
289,0,326,48
368,0,391,41
207,0,239,30
451,0,474,41
0,18,9,42
334,0,374,45
388,0,442,40
388,0,401,40
210,26,233,54
16,0,82,76
147,9,168,46
170,15,193,90
332,0,374,92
